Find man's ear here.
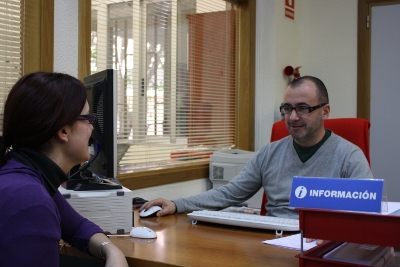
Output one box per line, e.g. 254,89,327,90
57,127,69,143
322,104,330,119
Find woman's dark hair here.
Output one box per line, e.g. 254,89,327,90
0,72,87,165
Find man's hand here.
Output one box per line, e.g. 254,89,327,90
140,198,177,217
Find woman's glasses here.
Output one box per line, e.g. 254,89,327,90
77,113,97,125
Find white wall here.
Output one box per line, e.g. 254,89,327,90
370,4,400,201
54,0,79,77
255,0,300,149
54,0,359,200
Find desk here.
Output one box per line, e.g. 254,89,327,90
60,210,299,267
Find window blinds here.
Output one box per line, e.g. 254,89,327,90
0,0,22,134
91,0,236,173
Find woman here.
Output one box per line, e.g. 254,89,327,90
0,72,128,267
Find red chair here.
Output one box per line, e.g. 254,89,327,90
260,118,371,216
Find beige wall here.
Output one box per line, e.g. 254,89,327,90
299,0,358,119
255,0,358,149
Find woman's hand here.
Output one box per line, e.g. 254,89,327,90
88,233,128,267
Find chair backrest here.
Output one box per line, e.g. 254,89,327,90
260,118,371,215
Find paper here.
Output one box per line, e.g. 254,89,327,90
263,233,317,251
389,209,400,216
384,202,400,215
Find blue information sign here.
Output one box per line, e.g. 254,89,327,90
289,177,384,213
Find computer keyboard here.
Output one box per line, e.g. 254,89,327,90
187,210,299,232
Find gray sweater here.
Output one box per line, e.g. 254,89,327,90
173,132,373,219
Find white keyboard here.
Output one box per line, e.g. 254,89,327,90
187,210,299,232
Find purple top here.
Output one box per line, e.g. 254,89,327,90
0,159,104,266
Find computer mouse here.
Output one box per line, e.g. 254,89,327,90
139,206,162,218
130,226,157,239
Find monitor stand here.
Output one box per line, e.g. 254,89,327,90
64,169,122,191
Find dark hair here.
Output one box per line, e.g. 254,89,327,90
289,76,329,104
0,72,86,165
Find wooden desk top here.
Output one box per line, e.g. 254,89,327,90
61,210,299,267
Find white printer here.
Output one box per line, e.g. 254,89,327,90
58,186,132,234
209,149,264,208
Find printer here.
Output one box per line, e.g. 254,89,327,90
58,186,132,234
209,149,264,208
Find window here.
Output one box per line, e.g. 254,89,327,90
0,1,54,134
87,0,254,189
0,1,22,133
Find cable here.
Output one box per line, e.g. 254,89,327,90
69,152,99,178
69,140,101,178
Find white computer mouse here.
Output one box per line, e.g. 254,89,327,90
130,226,157,239
139,206,162,218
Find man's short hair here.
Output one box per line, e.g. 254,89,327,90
289,76,329,104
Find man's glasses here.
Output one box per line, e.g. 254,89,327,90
77,113,97,125
280,103,327,115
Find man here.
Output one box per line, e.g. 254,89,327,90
141,76,373,219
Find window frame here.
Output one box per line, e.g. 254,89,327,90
78,0,255,189
23,0,54,74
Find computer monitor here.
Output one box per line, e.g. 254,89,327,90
85,69,117,178
65,69,121,190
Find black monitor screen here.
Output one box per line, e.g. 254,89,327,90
84,69,117,178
